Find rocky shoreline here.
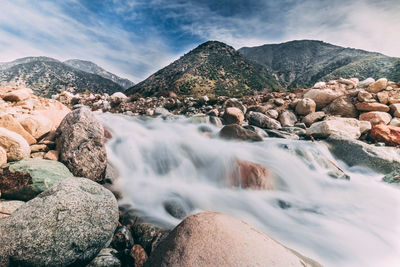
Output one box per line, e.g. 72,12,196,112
1,76,400,266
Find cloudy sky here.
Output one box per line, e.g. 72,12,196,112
0,0,399,82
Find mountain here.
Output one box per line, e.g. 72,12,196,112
64,59,134,89
126,41,281,97
0,57,124,97
238,40,400,89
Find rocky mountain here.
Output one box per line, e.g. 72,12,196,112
238,40,400,89
126,41,281,97
0,57,124,97
64,59,134,89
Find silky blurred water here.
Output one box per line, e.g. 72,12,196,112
100,113,400,267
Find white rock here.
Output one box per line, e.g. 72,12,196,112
306,118,362,139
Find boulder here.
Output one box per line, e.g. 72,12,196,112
358,90,374,102
18,114,53,139
266,109,279,119
87,248,121,267
303,88,343,109
37,101,71,130
0,127,30,161
338,78,358,89
229,160,275,190
377,91,389,104
389,103,400,117
358,77,375,88
359,111,391,125
306,118,361,139
43,150,59,161
0,147,6,166
222,107,244,125
248,111,281,129
323,95,357,117
0,178,119,266
302,112,326,127
57,107,107,182
130,245,148,267
0,200,24,220
0,158,73,201
0,114,36,145
370,124,400,146
295,98,316,115
145,212,321,267
3,88,33,102
325,134,400,173
390,117,400,127
223,98,246,114
313,81,326,89
110,92,128,104
279,111,297,127
367,78,388,93
356,102,390,112
219,125,263,142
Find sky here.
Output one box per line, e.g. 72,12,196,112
0,0,399,83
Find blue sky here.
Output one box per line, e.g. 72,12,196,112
0,0,399,82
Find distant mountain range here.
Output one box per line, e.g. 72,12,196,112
126,41,280,97
0,57,134,97
238,40,400,89
127,40,400,97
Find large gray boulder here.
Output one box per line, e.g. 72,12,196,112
0,178,119,266
325,134,400,174
57,107,107,182
145,212,321,267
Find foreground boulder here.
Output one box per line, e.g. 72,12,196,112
306,118,362,139
325,134,400,173
370,124,400,146
0,200,24,220
219,124,263,142
0,158,73,201
57,107,107,182
145,212,321,267
0,127,30,161
0,178,119,266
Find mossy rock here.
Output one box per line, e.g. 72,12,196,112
0,158,73,200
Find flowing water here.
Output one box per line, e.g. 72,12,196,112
100,113,400,267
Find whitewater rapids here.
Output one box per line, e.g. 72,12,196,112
100,113,400,267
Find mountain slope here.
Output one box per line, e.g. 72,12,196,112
0,57,124,97
238,40,400,89
126,41,281,97
64,59,134,89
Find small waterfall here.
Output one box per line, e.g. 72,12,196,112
100,113,400,267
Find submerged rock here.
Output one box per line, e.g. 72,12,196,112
229,159,275,190
0,158,73,201
145,212,321,267
0,178,119,266
57,107,107,182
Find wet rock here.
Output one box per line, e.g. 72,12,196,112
323,95,357,117
0,178,119,266
325,134,400,173
248,111,281,129
163,194,193,219
111,226,134,252
370,124,400,146
219,124,263,142
356,102,390,112
295,98,316,115
57,107,107,182
265,129,300,140
359,111,391,126
280,127,307,137
229,160,275,190
302,112,326,127
0,127,30,161
307,118,361,139
131,245,148,267
87,248,121,267
382,171,400,185
0,114,36,145
0,158,73,201
367,78,388,93
145,212,321,267
279,111,297,127
222,107,244,125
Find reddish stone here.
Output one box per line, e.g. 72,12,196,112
228,159,274,190
370,124,400,146
130,244,148,267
